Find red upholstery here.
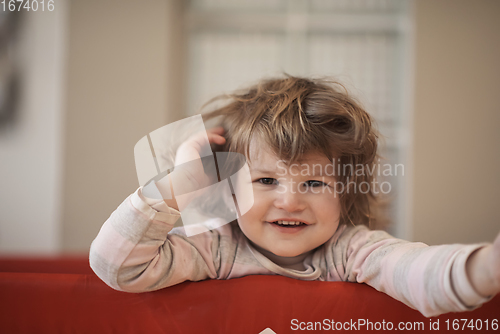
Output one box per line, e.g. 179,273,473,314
1,257,499,333
0,256,93,274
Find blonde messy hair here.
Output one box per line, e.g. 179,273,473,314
202,75,385,229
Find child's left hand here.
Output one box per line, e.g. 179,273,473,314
466,231,500,297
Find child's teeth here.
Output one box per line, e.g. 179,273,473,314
275,220,303,226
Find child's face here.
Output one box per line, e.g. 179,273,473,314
237,139,341,258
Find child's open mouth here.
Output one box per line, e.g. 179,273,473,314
267,220,308,233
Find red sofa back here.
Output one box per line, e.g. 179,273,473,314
1,257,499,333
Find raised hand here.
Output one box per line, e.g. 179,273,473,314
135,118,251,237
156,127,226,211
175,126,226,165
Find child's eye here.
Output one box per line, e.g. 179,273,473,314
305,180,326,187
258,178,278,185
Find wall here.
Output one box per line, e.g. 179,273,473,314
413,0,500,244
2,0,498,254
0,3,67,254
61,0,184,252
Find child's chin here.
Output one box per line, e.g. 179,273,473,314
272,249,305,258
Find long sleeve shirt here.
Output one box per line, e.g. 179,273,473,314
89,187,491,317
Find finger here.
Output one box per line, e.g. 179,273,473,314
207,133,226,145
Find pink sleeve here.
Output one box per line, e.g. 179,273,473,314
340,226,491,317
89,187,234,292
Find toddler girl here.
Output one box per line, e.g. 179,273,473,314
90,76,500,317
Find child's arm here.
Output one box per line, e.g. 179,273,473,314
466,231,500,297
89,128,233,292
89,186,238,292
339,226,494,317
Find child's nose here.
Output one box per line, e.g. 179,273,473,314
273,187,306,212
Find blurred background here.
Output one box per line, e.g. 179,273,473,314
0,0,499,255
